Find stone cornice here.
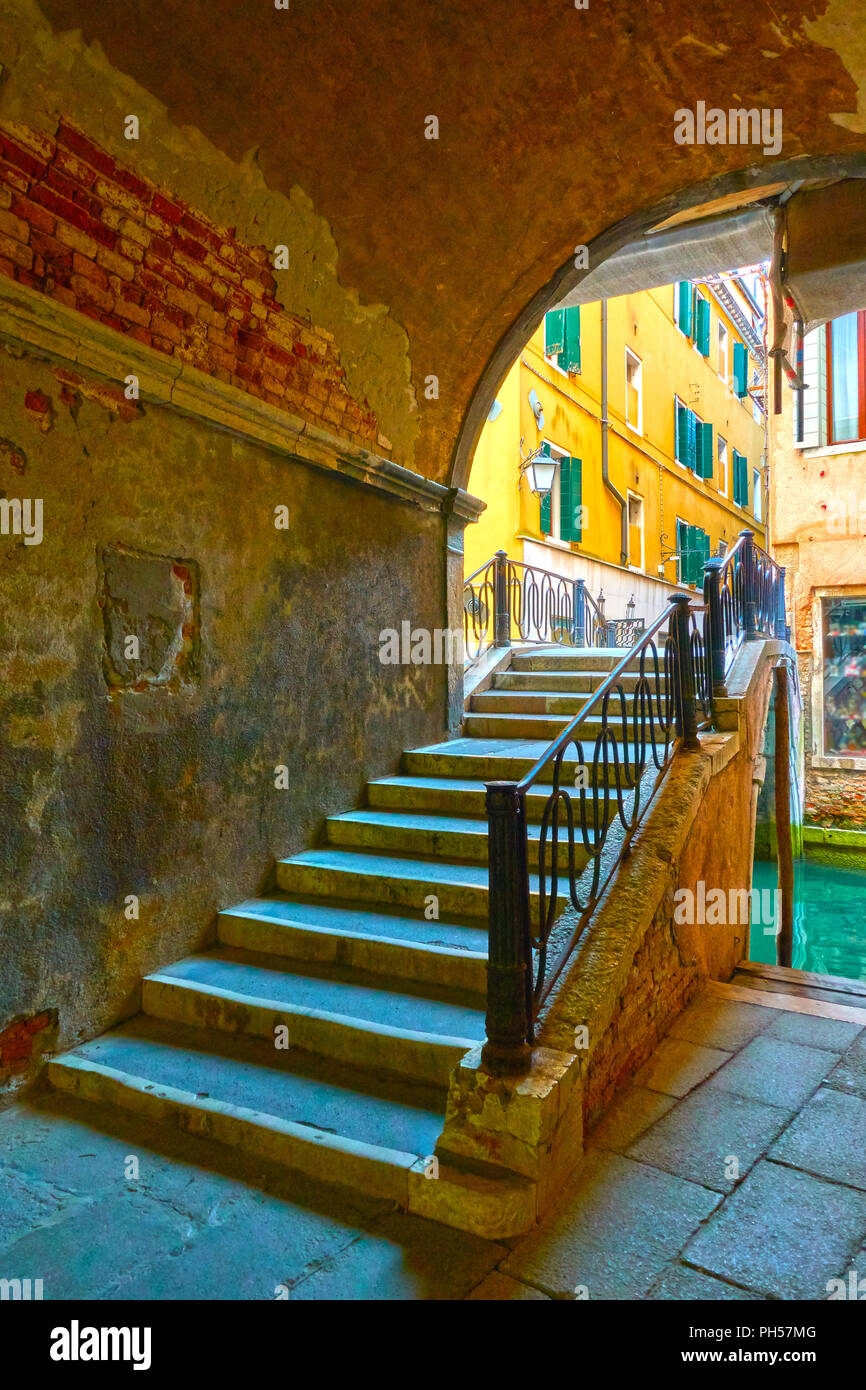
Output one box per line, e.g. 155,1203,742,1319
0,278,483,518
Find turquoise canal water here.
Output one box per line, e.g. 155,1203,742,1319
750,858,866,983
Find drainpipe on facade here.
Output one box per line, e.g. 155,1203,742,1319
601,298,629,566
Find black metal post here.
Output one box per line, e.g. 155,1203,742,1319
740,529,758,641
493,550,510,648
775,565,787,641
703,558,727,705
482,781,532,1075
670,595,700,750
572,577,586,647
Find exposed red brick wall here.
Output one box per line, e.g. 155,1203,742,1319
582,910,699,1130
0,1010,57,1072
0,120,379,449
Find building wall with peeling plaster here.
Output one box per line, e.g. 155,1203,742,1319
0,344,448,1092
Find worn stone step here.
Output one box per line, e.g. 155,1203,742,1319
403,737,660,784
494,669,669,694
463,710,671,742
276,847,573,921
142,947,484,1086
219,895,487,993
324,807,589,872
48,1015,446,1203
510,647,668,673
475,692,670,722
368,774,609,819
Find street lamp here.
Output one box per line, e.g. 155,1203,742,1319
521,444,558,496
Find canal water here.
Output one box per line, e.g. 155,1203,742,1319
750,857,866,983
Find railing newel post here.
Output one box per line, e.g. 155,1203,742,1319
703,557,727,712
573,577,586,648
740,528,759,641
670,594,700,750
493,549,511,649
482,781,533,1075
775,565,787,642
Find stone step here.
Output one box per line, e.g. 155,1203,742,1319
141,947,484,1087
368,774,608,819
403,736,662,784
494,669,669,694
463,710,671,742
509,646,662,672
323,807,589,872
218,895,487,994
472,689,670,717
276,846,574,921
48,1015,447,1203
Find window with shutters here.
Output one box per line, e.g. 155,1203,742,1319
732,449,749,508
674,281,693,338
625,348,642,433
826,310,866,445
693,291,711,357
627,492,644,570
733,341,749,399
677,520,710,587
674,398,712,476
543,306,581,377
537,442,581,543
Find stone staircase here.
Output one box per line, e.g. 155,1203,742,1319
48,645,663,1216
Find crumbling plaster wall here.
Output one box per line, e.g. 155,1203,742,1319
0,344,448,1091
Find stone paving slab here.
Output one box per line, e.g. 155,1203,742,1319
586,1085,677,1155
645,1263,765,1300
287,1211,503,1300
627,1086,791,1194
703,1036,837,1112
465,1271,550,1300
500,1150,720,1300
826,1031,866,1100
761,1012,863,1054
683,1160,866,1300
667,995,774,1052
769,1086,866,1192
633,1038,731,1098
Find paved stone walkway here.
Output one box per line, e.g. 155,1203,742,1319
1,985,864,1299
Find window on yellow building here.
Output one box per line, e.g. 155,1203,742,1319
627,493,644,570
718,322,729,381
538,445,583,543
675,398,713,477
753,469,762,523
717,435,728,496
544,307,582,376
625,348,642,433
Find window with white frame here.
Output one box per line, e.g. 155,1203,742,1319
718,321,729,381
753,469,763,523
625,348,642,433
718,435,728,496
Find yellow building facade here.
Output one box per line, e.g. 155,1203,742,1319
465,275,769,627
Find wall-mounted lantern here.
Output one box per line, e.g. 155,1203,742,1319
521,442,558,496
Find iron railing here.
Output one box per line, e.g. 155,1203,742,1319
481,530,786,1075
703,529,787,698
463,551,614,662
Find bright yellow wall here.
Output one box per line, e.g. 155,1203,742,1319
465,279,768,582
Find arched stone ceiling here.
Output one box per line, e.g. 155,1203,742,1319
22,0,866,484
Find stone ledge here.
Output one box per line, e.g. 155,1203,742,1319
0,277,484,518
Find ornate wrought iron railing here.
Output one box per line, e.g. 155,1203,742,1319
703,529,788,700
463,551,613,662
482,595,711,1072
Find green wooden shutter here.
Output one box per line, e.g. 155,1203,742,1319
676,400,689,464
695,297,711,356
559,457,582,541
732,449,748,506
687,409,697,472
539,489,551,535
697,421,713,478
562,306,581,373
677,520,689,583
544,310,564,359
677,282,693,337
733,342,749,398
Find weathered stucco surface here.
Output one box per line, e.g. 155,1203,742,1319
20,0,866,483
0,343,448,1078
